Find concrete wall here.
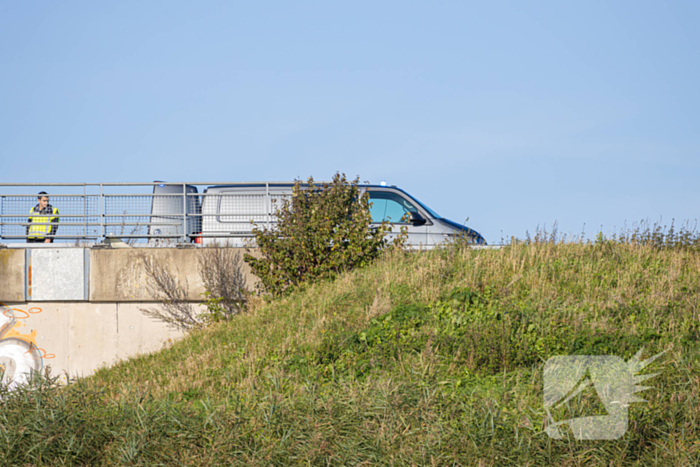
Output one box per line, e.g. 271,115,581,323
0,246,258,303
0,249,24,302
90,248,207,301
0,301,187,383
0,246,258,386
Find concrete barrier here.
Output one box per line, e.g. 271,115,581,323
0,246,258,303
90,248,206,302
0,249,24,302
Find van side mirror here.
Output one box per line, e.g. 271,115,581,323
409,211,426,225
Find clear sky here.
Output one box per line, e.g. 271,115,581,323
1,1,698,243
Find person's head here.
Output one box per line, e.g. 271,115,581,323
38,191,49,208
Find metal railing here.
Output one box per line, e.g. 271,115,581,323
0,182,294,245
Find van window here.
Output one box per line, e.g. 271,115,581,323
369,192,417,223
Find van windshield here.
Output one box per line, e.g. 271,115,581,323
411,197,441,219
398,190,441,219
368,188,442,220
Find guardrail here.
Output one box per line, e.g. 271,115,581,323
0,182,290,244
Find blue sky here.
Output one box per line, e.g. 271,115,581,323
1,1,698,242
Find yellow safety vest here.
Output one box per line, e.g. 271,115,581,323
28,206,59,239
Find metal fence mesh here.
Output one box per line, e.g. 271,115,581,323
0,184,298,243
104,195,153,239
270,194,291,215
1,195,100,240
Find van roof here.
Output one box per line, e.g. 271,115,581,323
204,183,399,192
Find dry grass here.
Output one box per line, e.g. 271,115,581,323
2,233,700,465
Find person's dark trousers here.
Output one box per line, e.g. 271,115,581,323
27,238,53,243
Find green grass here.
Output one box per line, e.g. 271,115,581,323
2,233,700,466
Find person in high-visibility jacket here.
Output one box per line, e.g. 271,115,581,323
26,191,59,243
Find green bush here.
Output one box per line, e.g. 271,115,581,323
244,173,403,296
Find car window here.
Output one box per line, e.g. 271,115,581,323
369,192,417,223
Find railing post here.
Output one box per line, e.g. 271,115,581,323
266,182,270,230
83,184,86,240
100,183,104,242
182,182,187,243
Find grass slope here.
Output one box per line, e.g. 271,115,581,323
2,240,700,466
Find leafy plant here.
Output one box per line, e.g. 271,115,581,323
244,172,404,296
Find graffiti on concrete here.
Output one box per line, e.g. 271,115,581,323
0,303,53,389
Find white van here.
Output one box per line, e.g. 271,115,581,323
194,183,485,248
